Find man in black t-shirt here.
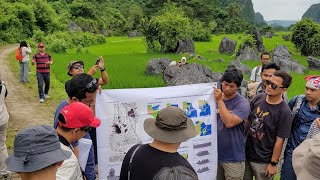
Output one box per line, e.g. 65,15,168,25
244,70,293,180
119,106,197,180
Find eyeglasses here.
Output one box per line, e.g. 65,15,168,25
72,65,84,69
265,80,285,90
80,126,92,132
79,78,98,92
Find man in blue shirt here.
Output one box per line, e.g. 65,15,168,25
214,68,250,180
53,73,98,180
281,75,320,180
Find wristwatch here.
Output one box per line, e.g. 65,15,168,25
270,161,278,166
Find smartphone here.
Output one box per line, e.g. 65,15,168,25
95,59,100,65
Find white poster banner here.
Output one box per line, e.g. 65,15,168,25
96,83,218,180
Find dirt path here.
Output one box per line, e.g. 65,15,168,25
0,45,56,147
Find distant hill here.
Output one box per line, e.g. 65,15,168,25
302,3,320,23
266,20,297,27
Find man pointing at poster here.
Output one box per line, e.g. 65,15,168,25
214,68,250,180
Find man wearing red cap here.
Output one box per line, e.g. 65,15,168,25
56,102,101,180
281,75,320,180
32,43,53,103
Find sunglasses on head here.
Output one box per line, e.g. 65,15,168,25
265,80,285,90
80,126,92,132
79,78,98,92
72,65,84,70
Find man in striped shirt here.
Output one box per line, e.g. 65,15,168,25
32,43,53,103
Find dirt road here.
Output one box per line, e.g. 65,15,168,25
0,45,56,147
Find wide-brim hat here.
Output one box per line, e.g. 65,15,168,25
6,147,71,172
144,106,196,143
5,125,71,172
67,61,84,76
293,133,320,179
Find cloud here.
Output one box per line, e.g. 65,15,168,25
252,0,320,21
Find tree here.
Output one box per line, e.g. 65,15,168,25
291,18,320,56
144,3,191,52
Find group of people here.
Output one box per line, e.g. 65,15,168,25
0,45,319,180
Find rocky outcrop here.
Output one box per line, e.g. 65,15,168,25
248,28,265,52
175,39,195,53
272,45,306,74
219,37,237,54
163,63,216,86
145,58,173,75
307,56,320,70
67,22,81,32
229,60,251,76
236,45,259,61
282,34,290,41
128,31,142,37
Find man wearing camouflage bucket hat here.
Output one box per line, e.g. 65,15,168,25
5,125,71,180
120,106,198,180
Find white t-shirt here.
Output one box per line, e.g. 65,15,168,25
21,47,31,63
0,82,9,126
250,66,262,82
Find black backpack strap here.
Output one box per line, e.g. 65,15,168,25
128,144,141,180
291,95,305,130
254,65,261,81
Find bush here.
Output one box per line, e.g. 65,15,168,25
190,20,211,42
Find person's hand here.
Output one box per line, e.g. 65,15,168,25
265,164,277,177
88,65,99,75
98,85,102,94
213,88,223,102
316,118,320,128
98,56,105,70
31,60,35,65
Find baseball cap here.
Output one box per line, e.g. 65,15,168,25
38,43,45,48
5,125,71,172
58,102,101,128
144,106,196,143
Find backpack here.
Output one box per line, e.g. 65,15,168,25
15,48,23,61
291,95,304,130
254,65,261,81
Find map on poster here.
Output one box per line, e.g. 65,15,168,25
95,83,218,180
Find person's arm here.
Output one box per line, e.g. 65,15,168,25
25,46,32,54
31,55,36,65
249,67,257,83
244,119,251,135
213,88,242,128
265,136,285,177
47,54,53,65
97,57,109,85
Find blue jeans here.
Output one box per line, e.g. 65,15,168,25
36,72,50,99
20,61,29,82
280,153,296,180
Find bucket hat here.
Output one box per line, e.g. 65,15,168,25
5,125,71,172
144,106,196,143
293,133,320,179
67,61,84,76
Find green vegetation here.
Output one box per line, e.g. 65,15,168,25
42,32,318,101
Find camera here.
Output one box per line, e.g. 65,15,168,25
95,59,100,65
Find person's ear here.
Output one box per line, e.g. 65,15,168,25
281,88,287,94
71,97,80,102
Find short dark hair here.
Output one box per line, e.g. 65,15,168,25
261,62,280,72
66,73,98,101
20,41,27,48
153,166,198,180
220,68,243,87
274,70,292,88
260,51,270,59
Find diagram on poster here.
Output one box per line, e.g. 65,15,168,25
96,83,218,180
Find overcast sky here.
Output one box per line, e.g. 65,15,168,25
252,0,320,21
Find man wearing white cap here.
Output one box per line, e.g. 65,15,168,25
281,75,320,180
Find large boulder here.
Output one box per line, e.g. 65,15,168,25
265,32,273,38
229,60,251,76
219,37,237,54
249,28,265,52
307,56,320,70
163,63,215,86
145,58,173,75
175,39,195,53
67,22,81,32
128,31,142,37
236,45,259,61
272,45,306,74
282,34,290,41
